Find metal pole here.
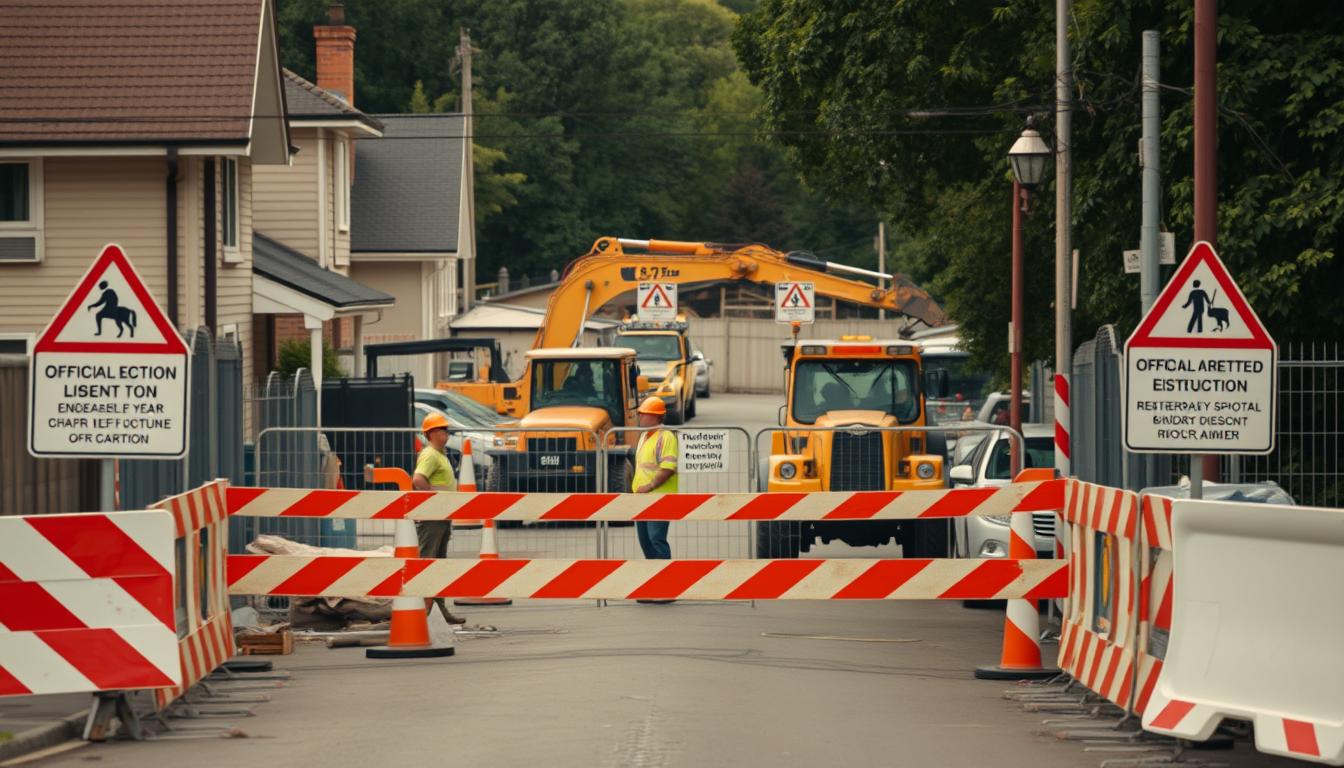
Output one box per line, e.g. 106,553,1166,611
459,28,477,311
1195,0,1219,485
1054,0,1073,478
1140,30,1161,491
877,221,887,321
1011,181,1025,477
99,458,115,511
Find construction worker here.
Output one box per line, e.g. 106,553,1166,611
413,412,466,625
632,396,678,567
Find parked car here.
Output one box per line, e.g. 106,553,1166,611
410,402,503,471
975,391,1032,426
415,388,515,427
691,349,711,398
948,423,1057,559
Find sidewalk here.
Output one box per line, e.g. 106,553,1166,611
0,693,87,763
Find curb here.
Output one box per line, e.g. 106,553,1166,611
0,710,88,764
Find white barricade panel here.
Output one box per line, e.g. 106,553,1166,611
1142,499,1344,765
0,510,181,696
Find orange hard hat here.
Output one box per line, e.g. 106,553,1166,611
421,412,450,434
637,397,667,416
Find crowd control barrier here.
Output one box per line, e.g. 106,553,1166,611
1140,498,1344,765
224,480,1068,603
149,480,235,712
0,510,180,697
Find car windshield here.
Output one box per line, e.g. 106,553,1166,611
791,359,919,424
438,390,508,425
618,334,681,361
986,436,1054,480
531,359,622,418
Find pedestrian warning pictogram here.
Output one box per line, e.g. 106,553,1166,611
29,244,191,459
775,281,815,324
1124,241,1277,454
636,282,677,321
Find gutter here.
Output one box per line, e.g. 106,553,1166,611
166,148,179,327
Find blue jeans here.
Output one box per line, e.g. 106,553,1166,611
636,521,671,560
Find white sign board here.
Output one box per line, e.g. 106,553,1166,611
679,429,729,473
1124,241,1276,454
1123,232,1177,273
775,281,815,324
636,282,677,322
29,244,191,459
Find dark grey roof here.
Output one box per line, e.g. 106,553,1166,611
282,69,383,131
253,233,394,308
351,114,464,253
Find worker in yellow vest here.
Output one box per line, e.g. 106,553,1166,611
413,411,466,625
632,397,678,564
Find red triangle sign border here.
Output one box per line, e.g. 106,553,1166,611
34,243,189,355
780,283,811,309
1126,240,1275,351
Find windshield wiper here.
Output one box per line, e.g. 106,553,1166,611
820,364,863,402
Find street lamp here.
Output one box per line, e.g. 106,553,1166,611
1007,118,1051,475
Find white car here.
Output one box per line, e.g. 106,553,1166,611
690,349,711,398
948,423,1057,558
411,402,501,471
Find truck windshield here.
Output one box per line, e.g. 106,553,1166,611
531,359,623,418
791,359,919,424
618,334,681,361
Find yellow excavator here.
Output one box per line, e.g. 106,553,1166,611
444,237,949,499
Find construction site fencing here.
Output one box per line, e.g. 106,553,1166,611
603,426,754,559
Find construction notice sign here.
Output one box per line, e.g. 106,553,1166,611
1124,241,1276,454
29,244,191,459
775,282,815,324
637,282,677,322
679,429,729,473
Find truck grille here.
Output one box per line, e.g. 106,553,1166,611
1032,512,1056,538
528,437,578,470
829,431,885,491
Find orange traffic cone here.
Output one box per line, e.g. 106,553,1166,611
454,440,512,607
366,517,455,659
975,469,1059,680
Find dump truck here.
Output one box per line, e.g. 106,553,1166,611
614,314,696,424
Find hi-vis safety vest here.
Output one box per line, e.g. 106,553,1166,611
633,429,678,493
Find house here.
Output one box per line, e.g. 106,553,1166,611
448,303,619,379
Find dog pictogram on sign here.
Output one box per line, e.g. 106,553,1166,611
636,282,677,321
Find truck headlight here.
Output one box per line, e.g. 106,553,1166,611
916,461,937,480
778,462,797,480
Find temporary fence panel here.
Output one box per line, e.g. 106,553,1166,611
1141,498,1344,766
1134,493,1175,717
0,355,101,516
0,510,180,696
150,480,233,712
602,426,754,560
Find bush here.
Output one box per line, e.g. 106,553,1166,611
276,338,345,380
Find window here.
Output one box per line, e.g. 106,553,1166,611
0,333,32,355
336,139,350,232
790,359,919,425
0,159,43,263
222,158,240,257
985,437,1056,480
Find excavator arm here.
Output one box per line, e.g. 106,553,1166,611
531,237,948,349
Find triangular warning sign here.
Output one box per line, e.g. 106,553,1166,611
1127,241,1274,351
34,244,188,355
780,283,811,309
641,284,674,309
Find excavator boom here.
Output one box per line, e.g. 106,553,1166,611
531,237,947,350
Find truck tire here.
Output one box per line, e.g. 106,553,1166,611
755,521,802,559
902,519,951,558
606,458,633,494
686,393,697,420
485,464,521,529
666,404,684,426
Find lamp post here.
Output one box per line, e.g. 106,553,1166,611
1007,119,1052,474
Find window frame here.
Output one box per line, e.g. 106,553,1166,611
336,139,350,233
0,158,44,263
222,158,241,261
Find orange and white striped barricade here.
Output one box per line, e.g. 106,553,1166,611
1141,497,1344,765
976,468,1061,680
224,480,1069,604
1132,492,1175,719
1055,479,1142,712
149,480,235,712
0,510,180,697
453,440,511,607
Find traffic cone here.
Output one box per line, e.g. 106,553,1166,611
455,440,512,607
366,517,455,659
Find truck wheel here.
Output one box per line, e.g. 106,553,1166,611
755,521,802,559
686,394,697,420
903,519,951,558
607,458,633,494
485,464,520,529
666,404,684,426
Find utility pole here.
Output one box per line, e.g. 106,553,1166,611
1192,0,1217,497
1139,30,1161,491
459,27,477,313
1010,181,1026,477
877,221,886,321
1054,0,1073,478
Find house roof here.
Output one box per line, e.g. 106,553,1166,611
0,0,285,148
351,114,464,253
253,233,394,308
282,69,383,132
449,303,619,332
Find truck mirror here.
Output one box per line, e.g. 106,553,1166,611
777,405,787,427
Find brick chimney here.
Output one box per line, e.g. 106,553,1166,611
314,4,355,105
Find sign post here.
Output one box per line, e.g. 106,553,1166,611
28,244,191,462
636,282,677,322
774,282,815,324
1124,242,1277,495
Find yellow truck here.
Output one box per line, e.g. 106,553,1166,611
615,315,696,424
758,336,953,558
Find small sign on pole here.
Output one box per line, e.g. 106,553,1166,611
1124,241,1276,454
1123,233,1177,274
28,244,191,459
636,282,677,322
775,282,815,324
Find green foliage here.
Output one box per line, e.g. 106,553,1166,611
276,338,345,380
736,0,1344,376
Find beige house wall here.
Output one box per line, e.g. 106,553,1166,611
252,130,320,258
352,260,424,344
